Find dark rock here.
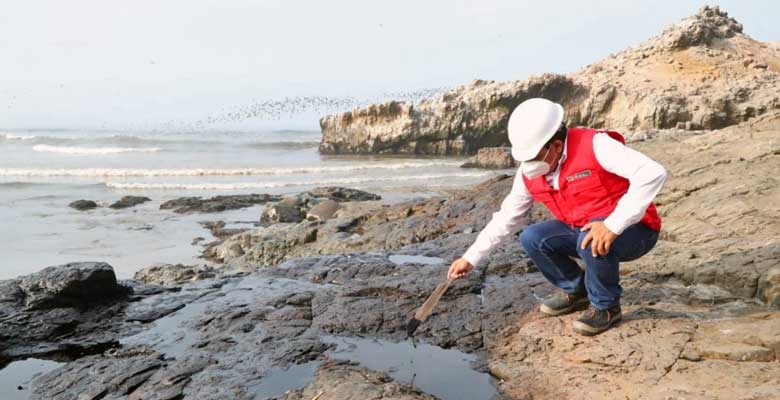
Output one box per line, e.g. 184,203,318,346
18,262,130,310
0,262,207,365
306,187,381,202
109,195,151,209
265,252,484,351
68,200,98,211
30,349,166,400
28,248,519,399
160,194,282,214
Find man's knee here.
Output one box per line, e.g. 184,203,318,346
575,232,604,260
519,224,543,254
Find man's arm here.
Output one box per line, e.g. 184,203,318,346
594,132,668,234
461,171,535,267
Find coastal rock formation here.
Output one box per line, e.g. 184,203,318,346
0,263,132,362
68,199,98,211
160,194,282,213
25,241,535,399
261,202,306,223
320,6,780,155
17,262,129,310
258,188,381,224
17,110,780,399
109,195,151,209
460,147,518,169
305,186,381,202
133,263,218,286
320,75,578,155
202,174,523,268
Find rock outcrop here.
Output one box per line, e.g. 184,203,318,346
17,262,129,310
460,147,518,169
160,194,282,213
1,263,142,363
320,6,780,155
201,174,530,268
68,199,98,211
133,263,218,286
109,195,151,209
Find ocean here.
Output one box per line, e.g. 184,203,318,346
0,129,504,280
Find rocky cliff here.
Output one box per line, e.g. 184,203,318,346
319,6,780,155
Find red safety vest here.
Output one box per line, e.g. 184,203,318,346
521,127,662,231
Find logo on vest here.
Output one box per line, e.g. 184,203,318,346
565,170,592,182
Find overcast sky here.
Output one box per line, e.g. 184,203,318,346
0,0,777,130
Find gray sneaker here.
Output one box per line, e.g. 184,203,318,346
572,305,622,336
539,290,589,316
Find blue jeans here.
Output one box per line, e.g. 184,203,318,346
519,218,659,310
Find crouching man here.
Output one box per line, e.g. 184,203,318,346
448,98,667,336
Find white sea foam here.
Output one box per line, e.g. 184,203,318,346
0,161,467,177
0,133,36,140
32,144,163,155
103,172,491,190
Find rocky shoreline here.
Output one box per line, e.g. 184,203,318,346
4,109,780,399
4,6,780,400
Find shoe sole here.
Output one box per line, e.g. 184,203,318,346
572,314,622,336
539,297,589,316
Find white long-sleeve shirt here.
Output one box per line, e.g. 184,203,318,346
462,132,667,267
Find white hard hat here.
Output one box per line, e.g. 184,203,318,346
507,98,564,161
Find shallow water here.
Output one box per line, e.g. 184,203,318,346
0,358,62,400
389,254,446,265
249,361,321,399
322,335,501,400
248,335,500,400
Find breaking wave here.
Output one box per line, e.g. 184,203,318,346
102,172,492,190
32,145,163,155
0,133,36,140
0,161,466,177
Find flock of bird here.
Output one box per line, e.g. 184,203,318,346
157,87,449,131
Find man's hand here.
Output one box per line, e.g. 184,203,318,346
448,258,473,280
580,221,618,257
